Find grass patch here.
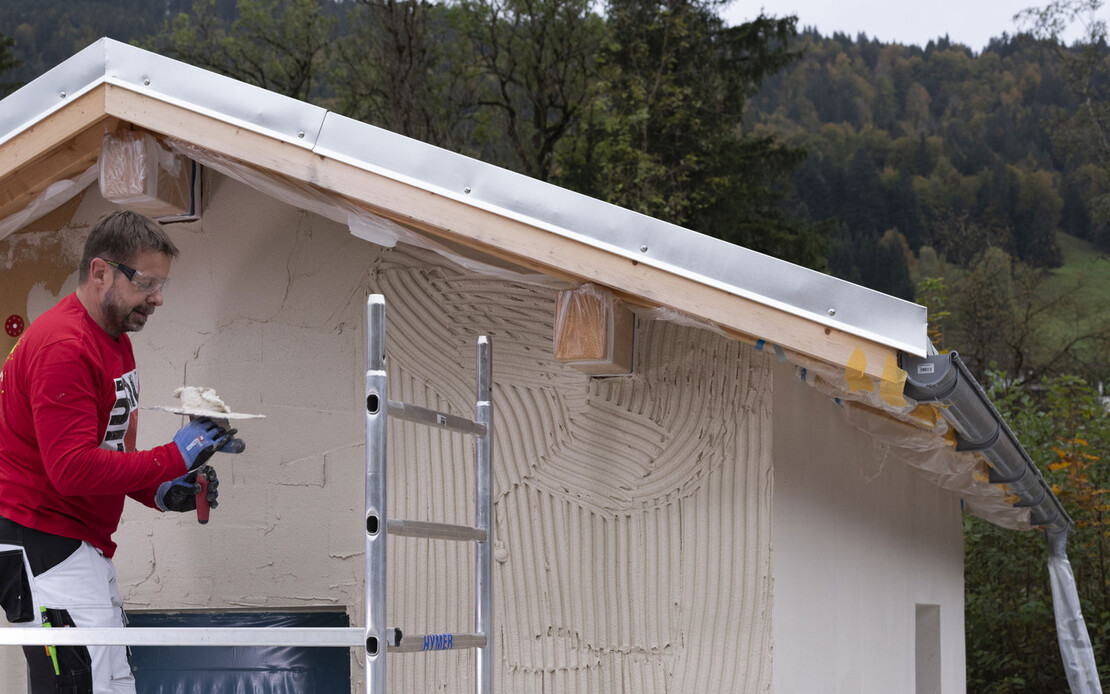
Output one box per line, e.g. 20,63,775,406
1036,233,1110,379
1046,233,1110,304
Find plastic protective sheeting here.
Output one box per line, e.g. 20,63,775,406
165,139,567,288
631,305,730,338
553,283,635,374
625,305,1037,530
127,611,351,694
1048,529,1104,693
99,131,196,220
785,350,1035,530
840,400,1033,530
554,283,610,362
0,164,98,243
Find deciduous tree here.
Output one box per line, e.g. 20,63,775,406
332,1,475,149
151,0,336,101
560,1,827,268
450,0,605,180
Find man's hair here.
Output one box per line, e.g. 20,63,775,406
79,209,180,283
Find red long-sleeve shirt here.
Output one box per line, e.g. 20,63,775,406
0,293,185,557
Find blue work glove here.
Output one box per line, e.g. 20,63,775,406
155,465,219,513
173,417,244,471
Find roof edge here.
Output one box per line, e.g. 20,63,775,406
0,38,930,358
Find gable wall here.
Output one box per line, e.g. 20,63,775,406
0,170,777,693
771,363,966,694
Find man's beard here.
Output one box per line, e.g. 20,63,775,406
102,284,152,334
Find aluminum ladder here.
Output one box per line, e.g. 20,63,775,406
364,294,494,694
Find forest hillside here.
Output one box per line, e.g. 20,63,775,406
748,30,1107,296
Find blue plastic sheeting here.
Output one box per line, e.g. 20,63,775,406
128,611,351,693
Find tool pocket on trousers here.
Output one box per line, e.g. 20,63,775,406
0,548,33,622
25,607,93,694
24,642,93,694
54,643,93,692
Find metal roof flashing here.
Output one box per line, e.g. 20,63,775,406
0,38,929,356
315,110,929,356
0,39,109,149
101,40,328,149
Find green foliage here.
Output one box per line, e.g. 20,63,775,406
451,0,606,181
556,2,827,268
148,0,338,101
0,0,184,84
746,30,1102,293
331,1,474,150
912,242,1110,383
0,32,22,97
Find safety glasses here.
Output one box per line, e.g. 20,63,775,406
103,259,169,294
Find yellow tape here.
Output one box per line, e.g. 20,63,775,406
910,404,940,427
972,461,990,483
879,355,908,407
844,348,873,393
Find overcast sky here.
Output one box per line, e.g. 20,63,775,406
721,0,1108,52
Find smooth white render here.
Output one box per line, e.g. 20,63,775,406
771,361,966,694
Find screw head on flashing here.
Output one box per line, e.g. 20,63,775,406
640,245,649,252
297,131,305,139
464,187,472,194
144,79,151,86
827,308,837,317
59,91,66,99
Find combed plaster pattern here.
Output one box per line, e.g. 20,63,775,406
0,172,777,693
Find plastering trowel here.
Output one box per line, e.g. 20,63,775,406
144,386,264,523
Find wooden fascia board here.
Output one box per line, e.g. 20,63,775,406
0,86,117,226
103,84,900,381
0,117,118,223
0,85,110,183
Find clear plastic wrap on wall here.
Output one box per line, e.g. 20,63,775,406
841,400,1032,530
787,349,1033,530
0,164,98,242
555,283,609,361
165,139,567,287
554,283,635,375
99,131,196,220
1048,529,1104,693
632,305,729,338
630,316,1032,530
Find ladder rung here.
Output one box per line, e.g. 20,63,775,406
387,400,487,436
387,519,487,542
386,628,487,653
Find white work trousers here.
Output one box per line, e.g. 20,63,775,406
1,534,135,693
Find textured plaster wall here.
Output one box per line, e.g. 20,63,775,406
770,361,966,694
0,171,776,692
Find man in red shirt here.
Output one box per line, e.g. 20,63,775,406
0,210,243,693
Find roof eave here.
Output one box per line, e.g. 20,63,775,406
0,38,930,380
